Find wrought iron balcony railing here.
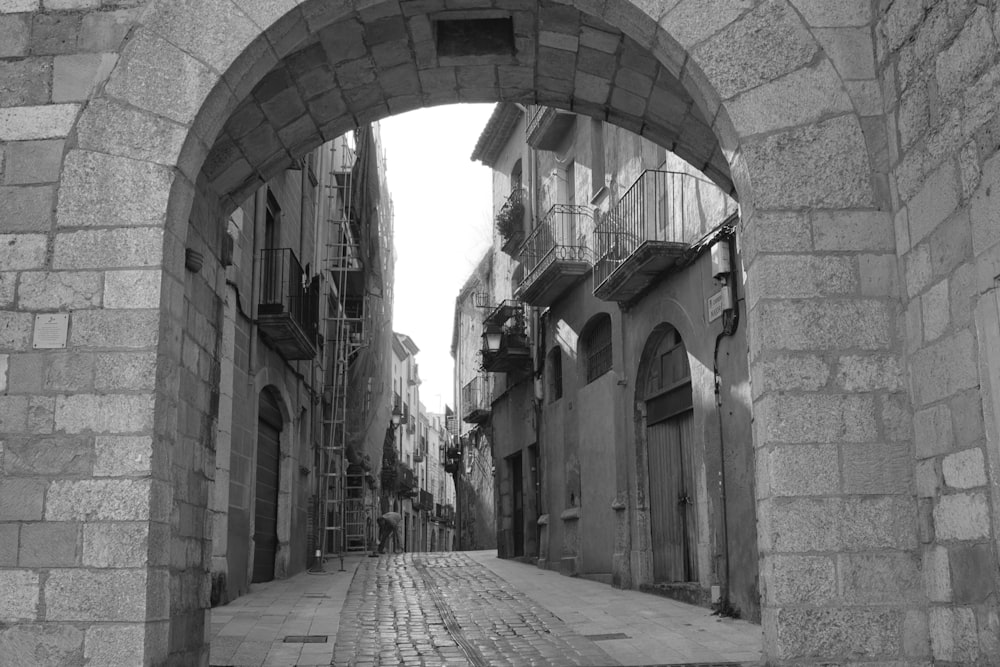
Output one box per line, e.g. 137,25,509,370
593,170,737,302
461,374,492,424
396,461,416,494
515,204,593,306
416,489,433,512
258,248,319,359
435,503,455,522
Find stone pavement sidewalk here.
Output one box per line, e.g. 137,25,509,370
209,550,762,666
209,554,365,667
467,551,761,666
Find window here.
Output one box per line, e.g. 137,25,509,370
645,326,693,424
546,347,563,402
581,314,613,384
264,190,281,250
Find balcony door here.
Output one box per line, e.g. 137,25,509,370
260,191,282,305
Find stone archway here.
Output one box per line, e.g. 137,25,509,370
0,1,947,664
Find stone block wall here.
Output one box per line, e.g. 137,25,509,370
877,2,1000,662
0,5,169,662
0,0,998,664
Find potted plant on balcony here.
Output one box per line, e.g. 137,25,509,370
503,330,529,351
496,199,525,255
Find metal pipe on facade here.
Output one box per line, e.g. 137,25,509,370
248,187,267,384
711,228,740,611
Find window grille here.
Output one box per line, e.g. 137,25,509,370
583,315,613,383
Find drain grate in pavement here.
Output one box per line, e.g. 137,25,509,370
282,635,328,643
584,632,630,641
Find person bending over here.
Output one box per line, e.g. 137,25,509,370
377,511,403,554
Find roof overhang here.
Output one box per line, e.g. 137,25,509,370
470,102,523,168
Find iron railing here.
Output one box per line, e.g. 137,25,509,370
418,489,434,512
518,204,594,288
435,503,455,522
258,248,319,341
396,462,416,494
461,374,492,419
594,170,723,289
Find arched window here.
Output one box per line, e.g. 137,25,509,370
644,326,692,423
581,314,613,384
546,346,563,401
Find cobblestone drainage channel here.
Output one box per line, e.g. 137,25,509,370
282,635,328,643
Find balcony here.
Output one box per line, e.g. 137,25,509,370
434,503,455,523
258,248,319,359
525,105,575,151
396,462,416,496
415,489,434,512
515,204,593,307
594,170,738,302
462,374,492,424
496,188,526,257
481,300,532,374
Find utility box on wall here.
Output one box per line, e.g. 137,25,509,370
710,242,730,279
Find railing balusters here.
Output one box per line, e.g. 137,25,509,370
517,204,593,286
462,375,491,416
593,170,723,290
259,247,318,344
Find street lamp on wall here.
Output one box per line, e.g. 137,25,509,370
391,406,402,428
483,323,503,353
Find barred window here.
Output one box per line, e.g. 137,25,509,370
582,314,613,384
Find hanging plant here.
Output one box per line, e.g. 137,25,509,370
495,200,525,243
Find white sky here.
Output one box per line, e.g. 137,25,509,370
380,104,497,414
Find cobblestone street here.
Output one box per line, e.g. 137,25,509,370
334,552,617,666
211,551,761,667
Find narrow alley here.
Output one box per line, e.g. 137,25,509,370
6,3,1000,666
209,551,762,667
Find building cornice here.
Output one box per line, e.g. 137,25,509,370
470,102,522,168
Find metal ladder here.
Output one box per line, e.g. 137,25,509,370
317,134,371,564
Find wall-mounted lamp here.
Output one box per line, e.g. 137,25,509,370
391,406,402,427
483,323,503,353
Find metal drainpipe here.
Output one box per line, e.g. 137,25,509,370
248,187,266,385
299,157,309,270
712,229,740,609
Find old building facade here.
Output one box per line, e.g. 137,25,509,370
465,102,759,619
2,1,1000,665
181,123,402,628
451,254,501,551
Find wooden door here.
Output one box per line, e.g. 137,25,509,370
252,391,281,584
647,408,696,583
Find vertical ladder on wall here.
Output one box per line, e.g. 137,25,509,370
318,134,371,563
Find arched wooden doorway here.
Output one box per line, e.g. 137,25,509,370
252,389,283,583
644,326,696,584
